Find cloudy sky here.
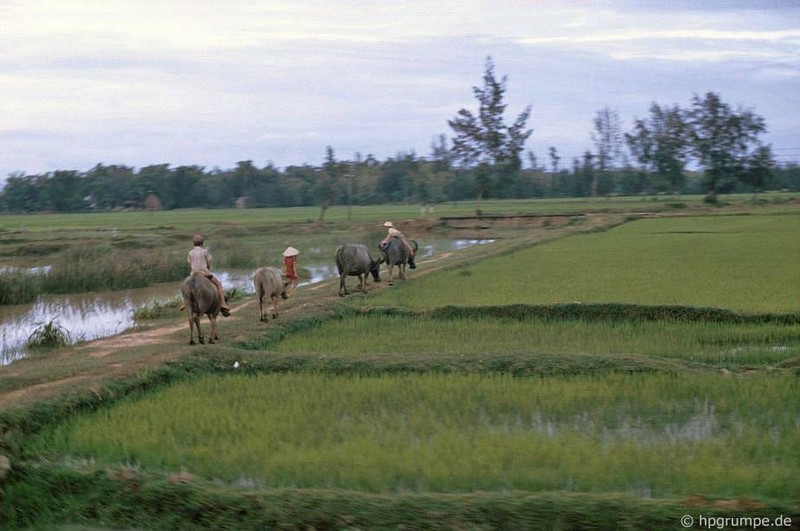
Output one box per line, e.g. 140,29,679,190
1,0,799,181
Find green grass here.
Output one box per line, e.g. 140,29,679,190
36,372,799,501
268,314,800,366
4,201,799,529
370,214,800,313
0,268,41,305
0,192,794,232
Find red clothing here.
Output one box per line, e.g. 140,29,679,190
283,255,298,280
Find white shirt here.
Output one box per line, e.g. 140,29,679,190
188,246,212,275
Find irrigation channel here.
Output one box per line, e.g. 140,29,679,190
1,239,494,364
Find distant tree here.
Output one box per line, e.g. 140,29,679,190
742,145,775,192
315,146,342,221
448,56,532,211
687,92,770,201
773,162,800,191
166,166,206,209
43,170,85,211
591,107,622,197
548,146,560,173
138,164,171,207
378,151,420,203
282,164,317,206
350,154,382,204
626,103,689,193
229,160,258,204
254,163,282,207
579,151,595,197
429,134,454,173
0,173,39,212
85,164,137,209
525,150,538,171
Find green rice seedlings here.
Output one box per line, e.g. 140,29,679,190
43,372,799,500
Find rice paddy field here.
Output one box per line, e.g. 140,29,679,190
368,213,800,313
2,198,799,529
34,372,799,500
270,314,800,367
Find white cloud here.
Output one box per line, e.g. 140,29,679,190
0,0,798,176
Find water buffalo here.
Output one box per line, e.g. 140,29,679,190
335,243,382,297
253,266,289,322
379,238,418,285
181,274,221,345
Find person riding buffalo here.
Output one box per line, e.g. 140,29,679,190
378,221,417,269
379,221,415,265
182,234,231,316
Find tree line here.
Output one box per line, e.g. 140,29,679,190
2,58,797,215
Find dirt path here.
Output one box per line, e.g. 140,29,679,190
0,215,620,412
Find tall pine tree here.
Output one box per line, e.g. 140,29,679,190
448,57,532,212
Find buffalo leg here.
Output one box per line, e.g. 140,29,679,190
208,315,218,343
197,316,205,344
258,288,266,321
191,315,204,344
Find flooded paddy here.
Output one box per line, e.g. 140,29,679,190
0,239,494,364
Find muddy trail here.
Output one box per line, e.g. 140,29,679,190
0,215,620,412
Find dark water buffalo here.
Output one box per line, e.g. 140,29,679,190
379,238,418,285
181,274,221,345
253,266,289,322
335,243,382,297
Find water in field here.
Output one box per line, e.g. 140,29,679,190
0,239,493,364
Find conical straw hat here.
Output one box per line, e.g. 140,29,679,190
283,246,299,257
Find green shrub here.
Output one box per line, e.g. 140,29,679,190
26,320,73,350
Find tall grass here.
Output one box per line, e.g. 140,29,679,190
268,314,800,366
371,214,800,313
0,269,42,305
41,244,187,293
37,372,799,501
0,244,189,304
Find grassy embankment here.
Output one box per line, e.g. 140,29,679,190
1,199,798,529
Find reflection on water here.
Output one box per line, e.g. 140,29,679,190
1,239,493,364
0,265,52,275
300,264,336,287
